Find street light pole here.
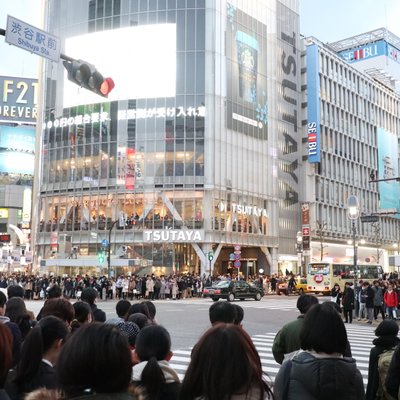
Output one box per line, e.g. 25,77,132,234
107,220,119,279
347,195,360,288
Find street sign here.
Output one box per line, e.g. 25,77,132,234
5,15,61,62
234,253,241,260
234,260,241,268
229,253,235,261
360,215,379,223
234,245,241,251
101,239,109,247
207,251,213,261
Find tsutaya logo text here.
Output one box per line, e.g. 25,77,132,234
144,230,203,242
43,106,206,130
218,202,268,217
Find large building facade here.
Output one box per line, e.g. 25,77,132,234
36,0,303,276
304,31,400,270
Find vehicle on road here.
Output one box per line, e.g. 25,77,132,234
278,277,308,295
203,280,264,302
306,262,383,295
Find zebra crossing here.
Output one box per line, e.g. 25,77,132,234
170,324,377,386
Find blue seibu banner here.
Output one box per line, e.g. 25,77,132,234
306,44,321,163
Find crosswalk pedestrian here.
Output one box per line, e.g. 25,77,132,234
170,324,377,386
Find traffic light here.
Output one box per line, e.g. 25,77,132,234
63,59,115,97
98,251,105,263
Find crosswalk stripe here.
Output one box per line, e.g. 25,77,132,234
171,324,378,388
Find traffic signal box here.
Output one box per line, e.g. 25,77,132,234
63,59,115,97
98,250,105,264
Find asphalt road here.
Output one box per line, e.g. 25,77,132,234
26,295,301,348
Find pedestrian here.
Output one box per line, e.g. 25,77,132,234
364,281,375,324
0,324,12,400
372,280,385,320
384,284,398,320
70,301,93,333
272,294,319,364
5,316,68,400
180,324,273,399
365,319,400,400
209,302,237,325
342,282,355,323
357,283,368,321
40,298,75,326
106,299,131,325
81,287,106,322
330,283,341,306
56,323,137,400
274,302,364,400
132,325,180,399
5,297,33,340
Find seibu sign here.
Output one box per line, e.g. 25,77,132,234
144,230,203,242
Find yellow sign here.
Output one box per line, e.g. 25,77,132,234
0,208,9,218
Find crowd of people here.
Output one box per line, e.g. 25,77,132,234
2,272,400,398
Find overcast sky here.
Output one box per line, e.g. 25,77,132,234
1,1,400,79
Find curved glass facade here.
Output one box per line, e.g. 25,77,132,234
37,0,301,275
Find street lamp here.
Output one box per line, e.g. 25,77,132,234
347,195,360,287
107,220,119,279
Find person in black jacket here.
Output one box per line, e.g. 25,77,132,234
366,319,400,400
5,316,68,400
342,282,355,323
81,287,106,322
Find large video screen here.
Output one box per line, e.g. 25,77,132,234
63,24,176,107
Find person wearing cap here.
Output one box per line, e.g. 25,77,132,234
115,321,140,349
365,319,400,400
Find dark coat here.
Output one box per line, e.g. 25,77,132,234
386,344,400,398
365,286,375,308
5,361,57,400
342,287,355,311
90,304,106,323
274,351,364,400
366,335,400,400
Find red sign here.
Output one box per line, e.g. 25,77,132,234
0,234,10,243
314,274,323,284
234,253,241,260
234,245,241,251
302,227,310,236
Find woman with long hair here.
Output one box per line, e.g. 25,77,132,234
180,324,272,400
132,325,180,400
5,297,33,340
6,316,68,400
0,324,13,400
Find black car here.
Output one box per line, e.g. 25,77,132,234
203,280,264,302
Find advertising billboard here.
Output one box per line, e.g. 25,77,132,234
225,3,268,140
377,127,400,216
306,44,321,163
63,24,176,107
0,126,35,175
338,40,386,63
0,76,38,124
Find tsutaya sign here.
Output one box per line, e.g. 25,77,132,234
144,230,203,242
218,202,268,217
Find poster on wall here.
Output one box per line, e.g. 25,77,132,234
226,3,268,140
377,127,400,216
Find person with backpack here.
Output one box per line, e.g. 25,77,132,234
366,320,400,400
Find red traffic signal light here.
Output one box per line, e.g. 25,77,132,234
100,77,115,96
63,59,115,98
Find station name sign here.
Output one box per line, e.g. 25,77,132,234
143,230,203,242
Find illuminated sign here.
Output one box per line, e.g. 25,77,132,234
338,40,386,63
0,126,35,153
144,230,203,242
0,209,8,219
63,24,176,107
0,76,38,124
0,234,11,243
43,106,205,130
388,43,400,65
218,202,268,217
306,44,321,163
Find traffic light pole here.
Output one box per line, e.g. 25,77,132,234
107,220,119,279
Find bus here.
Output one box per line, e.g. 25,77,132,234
306,262,383,295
